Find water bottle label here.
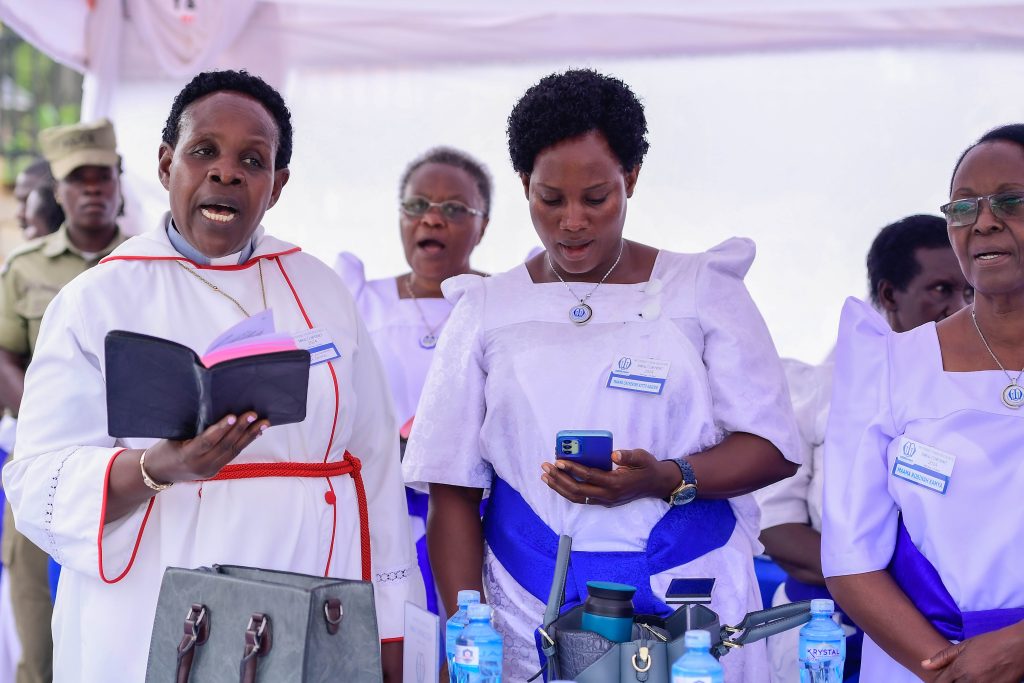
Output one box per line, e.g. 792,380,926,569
453,644,480,668
803,644,842,661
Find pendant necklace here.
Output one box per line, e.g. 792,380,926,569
547,240,625,325
176,259,267,318
971,307,1024,409
405,276,450,350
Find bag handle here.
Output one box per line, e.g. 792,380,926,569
239,613,273,683
532,535,573,682
714,600,812,657
176,604,209,683
544,535,572,629
324,598,343,635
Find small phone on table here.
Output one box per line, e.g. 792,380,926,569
555,430,613,473
665,578,716,605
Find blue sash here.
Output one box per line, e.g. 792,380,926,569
888,517,1024,641
483,477,737,616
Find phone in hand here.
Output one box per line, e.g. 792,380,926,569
665,578,716,605
555,430,613,474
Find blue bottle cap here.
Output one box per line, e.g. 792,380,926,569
684,629,711,649
810,599,834,615
457,590,481,607
467,603,492,620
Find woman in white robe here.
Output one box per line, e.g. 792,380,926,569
2,71,421,682
822,125,1024,682
336,147,491,617
403,69,801,682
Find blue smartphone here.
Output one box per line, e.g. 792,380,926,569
555,430,613,472
665,578,716,604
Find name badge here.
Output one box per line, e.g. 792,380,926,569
606,354,670,395
294,327,341,366
891,437,956,495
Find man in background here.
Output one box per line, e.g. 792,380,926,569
12,161,54,238
0,119,126,683
756,214,973,682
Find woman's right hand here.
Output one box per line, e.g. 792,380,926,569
143,412,269,484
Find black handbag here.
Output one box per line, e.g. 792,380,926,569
145,565,382,683
536,535,814,683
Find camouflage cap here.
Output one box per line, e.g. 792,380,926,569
39,118,120,181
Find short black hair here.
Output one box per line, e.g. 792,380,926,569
20,159,54,185
26,185,63,235
507,69,649,174
399,147,493,216
867,214,952,305
162,70,293,169
949,123,1024,192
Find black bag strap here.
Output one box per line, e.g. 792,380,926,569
239,613,272,683
176,604,209,683
714,600,812,657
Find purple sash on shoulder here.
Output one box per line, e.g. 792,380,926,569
887,517,1024,640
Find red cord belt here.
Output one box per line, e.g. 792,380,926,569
203,454,360,481
199,452,371,580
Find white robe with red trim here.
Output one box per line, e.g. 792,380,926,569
2,223,423,682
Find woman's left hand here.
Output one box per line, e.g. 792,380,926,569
922,622,1024,682
540,449,681,507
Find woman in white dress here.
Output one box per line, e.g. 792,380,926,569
403,69,801,682
336,147,490,615
2,70,421,682
822,124,1024,682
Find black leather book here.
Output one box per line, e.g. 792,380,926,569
104,330,311,440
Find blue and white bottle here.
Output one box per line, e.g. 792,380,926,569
798,599,846,682
445,589,481,670
671,629,724,683
452,603,503,682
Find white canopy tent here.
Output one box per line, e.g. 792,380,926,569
5,0,1024,361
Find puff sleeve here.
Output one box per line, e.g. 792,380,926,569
333,251,367,300
821,298,900,577
402,274,492,491
695,238,802,464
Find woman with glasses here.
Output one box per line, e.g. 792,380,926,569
403,69,801,682
822,124,1024,683
335,147,490,616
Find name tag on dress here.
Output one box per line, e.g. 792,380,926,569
891,437,956,495
606,354,670,395
294,328,341,366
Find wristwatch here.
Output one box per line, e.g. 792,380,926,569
666,457,697,506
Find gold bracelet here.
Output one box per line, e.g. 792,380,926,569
140,448,172,492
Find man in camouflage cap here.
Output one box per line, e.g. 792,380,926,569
0,119,126,683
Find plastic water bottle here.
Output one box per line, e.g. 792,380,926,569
671,629,724,683
799,599,846,682
446,590,481,670
452,603,503,682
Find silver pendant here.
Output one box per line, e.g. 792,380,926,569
569,303,593,325
1002,383,1024,409
419,334,438,350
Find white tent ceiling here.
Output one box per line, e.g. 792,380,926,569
7,0,1024,118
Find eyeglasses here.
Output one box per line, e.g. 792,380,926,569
400,196,484,220
940,191,1024,228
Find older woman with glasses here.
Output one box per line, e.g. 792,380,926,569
403,69,801,682
335,146,490,615
822,124,1024,683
